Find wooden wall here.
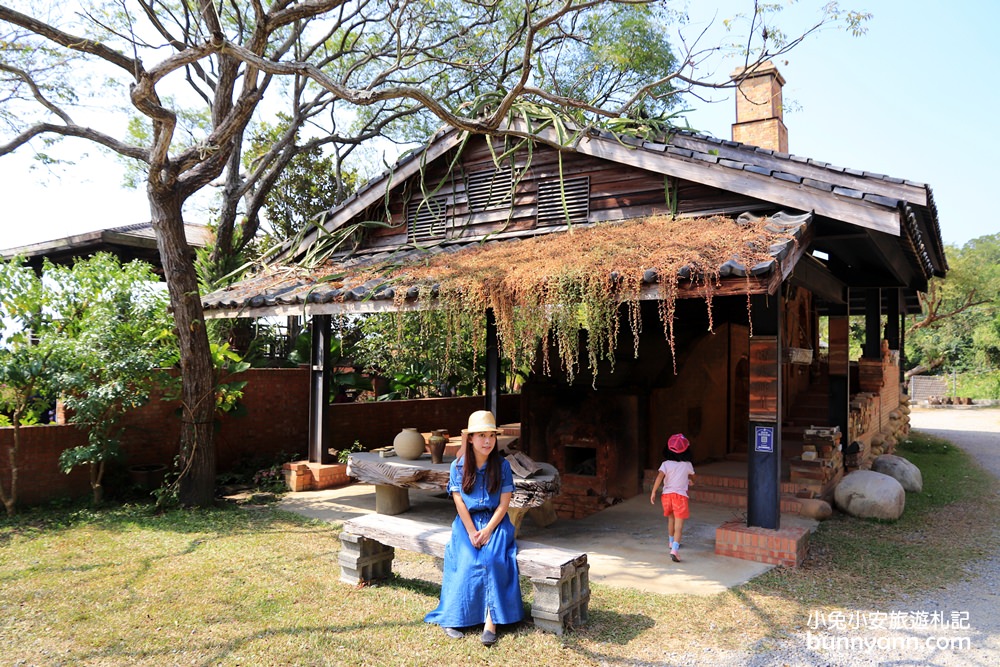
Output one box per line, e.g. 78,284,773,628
350,135,765,251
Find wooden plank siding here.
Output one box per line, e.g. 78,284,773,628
346,136,771,255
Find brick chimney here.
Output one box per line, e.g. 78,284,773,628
730,60,787,152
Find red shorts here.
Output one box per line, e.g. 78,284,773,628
660,492,690,519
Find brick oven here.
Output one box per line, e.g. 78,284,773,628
521,384,643,519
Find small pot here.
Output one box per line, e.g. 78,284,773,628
428,430,448,464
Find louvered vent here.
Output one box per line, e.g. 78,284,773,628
537,176,589,227
407,197,448,243
466,166,513,212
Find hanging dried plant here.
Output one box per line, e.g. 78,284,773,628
347,214,794,384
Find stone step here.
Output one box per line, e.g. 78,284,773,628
690,485,803,513
696,473,802,496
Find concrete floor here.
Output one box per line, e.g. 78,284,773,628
278,476,818,597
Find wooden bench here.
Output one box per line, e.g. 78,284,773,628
338,513,589,635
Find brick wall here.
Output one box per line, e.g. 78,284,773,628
327,394,519,452
0,367,310,507
1,367,519,508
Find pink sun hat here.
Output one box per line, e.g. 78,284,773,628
667,433,690,453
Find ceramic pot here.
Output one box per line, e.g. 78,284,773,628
393,427,426,460
428,429,448,464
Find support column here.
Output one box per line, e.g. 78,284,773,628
863,288,882,359
884,288,902,384
826,300,850,444
747,293,782,530
485,308,502,419
308,314,334,464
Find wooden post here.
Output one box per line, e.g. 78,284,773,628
863,288,881,359
826,300,850,446
884,288,902,384
485,308,502,419
308,314,334,464
747,293,782,530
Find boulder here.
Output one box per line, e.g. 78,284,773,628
834,470,905,520
797,498,833,520
872,454,923,493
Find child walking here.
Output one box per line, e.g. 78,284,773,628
649,433,695,562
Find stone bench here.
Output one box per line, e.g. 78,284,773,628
338,513,589,635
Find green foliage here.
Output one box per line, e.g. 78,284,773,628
337,441,364,464
954,370,1000,400
351,311,488,399
1,254,175,509
250,456,291,494
49,255,175,503
247,116,358,244
907,233,1000,374
538,3,679,116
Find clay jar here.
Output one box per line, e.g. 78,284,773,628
393,427,426,460
428,429,448,464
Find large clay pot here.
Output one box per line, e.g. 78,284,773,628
428,429,448,464
393,427,426,460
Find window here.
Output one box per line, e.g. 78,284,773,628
406,197,448,243
466,165,514,212
537,176,589,227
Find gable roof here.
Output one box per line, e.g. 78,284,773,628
1,222,213,276
203,119,946,318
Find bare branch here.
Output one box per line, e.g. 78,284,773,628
0,4,139,76
0,121,146,161
0,61,73,124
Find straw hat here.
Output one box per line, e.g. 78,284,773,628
464,410,502,434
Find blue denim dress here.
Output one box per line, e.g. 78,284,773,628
425,457,524,628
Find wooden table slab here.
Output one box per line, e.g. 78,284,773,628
347,451,560,529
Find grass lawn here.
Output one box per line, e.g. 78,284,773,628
2,431,997,666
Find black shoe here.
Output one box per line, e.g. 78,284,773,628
443,627,464,639
480,629,497,646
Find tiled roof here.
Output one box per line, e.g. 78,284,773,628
204,117,946,318
201,211,811,318
276,120,944,281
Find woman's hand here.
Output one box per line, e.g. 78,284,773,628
470,525,494,548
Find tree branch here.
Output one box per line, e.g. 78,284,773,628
0,121,147,161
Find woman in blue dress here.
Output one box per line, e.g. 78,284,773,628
425,410,524,646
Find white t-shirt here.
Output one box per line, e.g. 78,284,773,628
658,460,695,497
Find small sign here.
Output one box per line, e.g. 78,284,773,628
754,425,774,453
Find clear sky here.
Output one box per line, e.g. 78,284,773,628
2,1,997,251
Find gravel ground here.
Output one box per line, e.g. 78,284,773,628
669,407,1000,667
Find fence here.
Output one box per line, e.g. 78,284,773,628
908,375,949,403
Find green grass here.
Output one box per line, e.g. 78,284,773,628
1,430,997,665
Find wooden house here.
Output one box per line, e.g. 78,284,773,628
201,63,946,531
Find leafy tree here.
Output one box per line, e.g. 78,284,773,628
0,258,64,515
906,233,1000,377
53,255,174,505
0,0,869,506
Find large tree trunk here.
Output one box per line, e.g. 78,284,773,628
149,191,217,507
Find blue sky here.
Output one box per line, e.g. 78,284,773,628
2,1,996,251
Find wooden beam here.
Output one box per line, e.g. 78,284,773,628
789,254,846,304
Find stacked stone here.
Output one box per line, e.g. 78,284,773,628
848,393,876,442
871,389,912,457
790,425,843,499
